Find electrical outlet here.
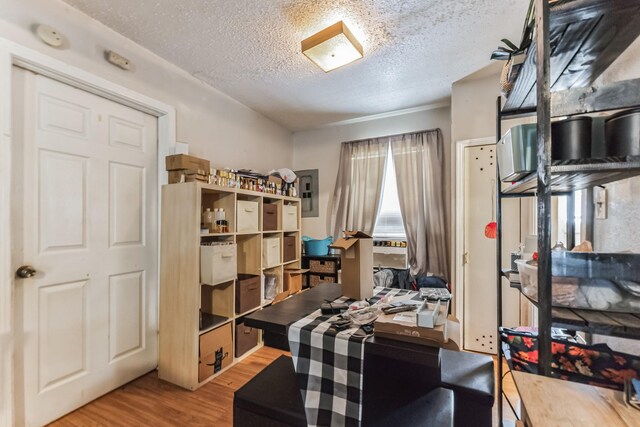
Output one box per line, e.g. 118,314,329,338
594,186,607,219
106,50,131,70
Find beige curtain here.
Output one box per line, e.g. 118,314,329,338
391,129,449,278
330,138,389,240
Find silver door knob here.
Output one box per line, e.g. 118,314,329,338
16,265,37,278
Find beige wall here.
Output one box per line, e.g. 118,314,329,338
292,106,452,242
0,0,293,171
592,37,640,254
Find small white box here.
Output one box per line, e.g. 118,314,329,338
201,244,237,285
237,200,259,233
263,237,281,268
417,299,448,329
282,205,298,231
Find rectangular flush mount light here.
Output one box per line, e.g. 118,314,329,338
301,21,363,72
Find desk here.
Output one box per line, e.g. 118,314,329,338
512,371,639,426
245,284,493,427
244,282,341,350
288,287,439,426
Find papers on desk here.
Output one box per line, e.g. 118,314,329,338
374,301,460,350
392,312,416,323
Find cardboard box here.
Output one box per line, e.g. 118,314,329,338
330,231,373,300
374,302,460,351
268,175,283,186
168,170,209,184
198,322,233,381
283,268,308,295
271,290,289,305
165,154,210,172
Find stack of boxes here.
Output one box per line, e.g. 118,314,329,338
165,154,211,184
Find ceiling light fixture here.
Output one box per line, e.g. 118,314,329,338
301,21,363,72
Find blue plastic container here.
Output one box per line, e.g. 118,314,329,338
302,236,332,256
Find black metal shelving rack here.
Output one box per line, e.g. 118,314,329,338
494,0,640,423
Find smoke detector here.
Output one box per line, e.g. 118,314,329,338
35,24,65,48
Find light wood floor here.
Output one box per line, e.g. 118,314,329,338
49,346,287,427
50,347,521,427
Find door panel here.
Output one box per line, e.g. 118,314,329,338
109,271,144,362
38,94,90,139
109,162,145,247
13,69,158,427
109,116,145,152
38,150,88,253
38,280,87,391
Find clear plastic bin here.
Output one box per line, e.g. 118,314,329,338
515,253,640,313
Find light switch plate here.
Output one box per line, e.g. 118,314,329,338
594,186,607,219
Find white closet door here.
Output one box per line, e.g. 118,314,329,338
13,70,158,426
462,144,520,354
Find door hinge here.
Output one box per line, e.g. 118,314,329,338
463,252,469,265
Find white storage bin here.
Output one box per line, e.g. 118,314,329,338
201,243,237,285
263,237,281,268
237,200,259,233
282,205,298,231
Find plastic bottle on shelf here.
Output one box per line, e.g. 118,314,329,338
202,208,214,229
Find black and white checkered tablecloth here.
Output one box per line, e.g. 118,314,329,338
288,287,416,427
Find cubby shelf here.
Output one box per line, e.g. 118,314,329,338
159,181,301,390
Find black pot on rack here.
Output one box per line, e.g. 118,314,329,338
551,116,592,160
605,108,640,157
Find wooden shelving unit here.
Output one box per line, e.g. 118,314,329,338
501,0,640,115
501,156,640,196
158,181,301,390
495,0,640,423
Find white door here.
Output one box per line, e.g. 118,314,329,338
12,69,158,426
462,144,521,354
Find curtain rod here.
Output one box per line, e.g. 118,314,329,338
342,128,440,145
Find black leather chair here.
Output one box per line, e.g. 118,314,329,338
440,349,495,427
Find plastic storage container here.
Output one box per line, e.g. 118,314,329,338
497,124,537,181
515,252,640,313
302,236,332,256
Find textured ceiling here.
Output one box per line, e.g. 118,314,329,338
61,0,528,131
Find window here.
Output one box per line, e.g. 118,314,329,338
557,190,583,247
373,146,406,239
